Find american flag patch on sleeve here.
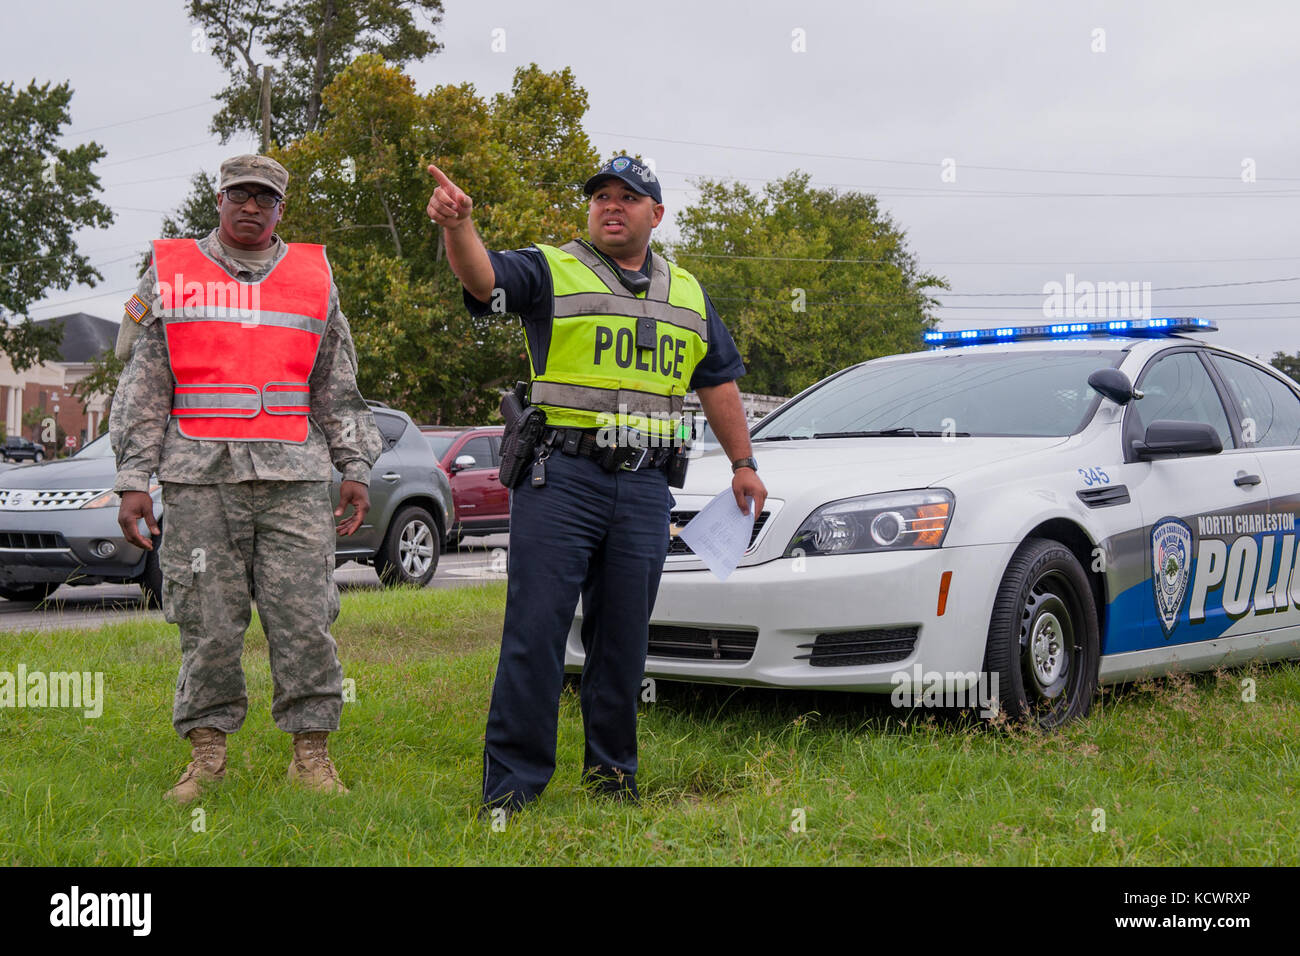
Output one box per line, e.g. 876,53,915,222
124,294,149,323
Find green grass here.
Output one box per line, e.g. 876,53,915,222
2,582,1299,864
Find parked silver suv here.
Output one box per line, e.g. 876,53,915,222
0,405,454,603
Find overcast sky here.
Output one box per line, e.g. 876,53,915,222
6,0,1298,361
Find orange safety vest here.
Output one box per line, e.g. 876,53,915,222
152,238,331,443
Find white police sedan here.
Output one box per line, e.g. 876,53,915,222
565,318,1300,727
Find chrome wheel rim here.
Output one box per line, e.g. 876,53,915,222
398,519,434,577
1030,611,1065,687
1019,575,1076,700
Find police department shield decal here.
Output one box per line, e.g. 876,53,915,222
1151,517,1193,637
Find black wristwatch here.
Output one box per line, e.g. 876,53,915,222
731,457,758,473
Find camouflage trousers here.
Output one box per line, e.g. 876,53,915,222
159,481,343,738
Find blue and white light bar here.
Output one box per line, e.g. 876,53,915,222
923,317,1217,348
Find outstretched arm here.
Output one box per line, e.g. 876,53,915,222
427,163,495,302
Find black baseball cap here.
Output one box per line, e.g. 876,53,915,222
583,155,662,204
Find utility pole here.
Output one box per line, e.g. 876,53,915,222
260,66,273,152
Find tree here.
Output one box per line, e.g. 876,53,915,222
670,172,946,397
0,80,113,370
136,170,221,276
1270,351,1300,383
72,347,124,426
188,0,444,144
272,56,597,421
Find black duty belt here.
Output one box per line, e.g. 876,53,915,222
542,427,674,472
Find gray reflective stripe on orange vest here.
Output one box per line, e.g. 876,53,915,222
262,388,311,413
560,240,674,304
551,292,708,341
530,381,682,417
158,308,324,334
172,387,261,417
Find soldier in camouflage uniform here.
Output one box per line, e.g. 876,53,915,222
110,154,383,803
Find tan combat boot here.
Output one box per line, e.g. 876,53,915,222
288,731,349,794
164,728,227,804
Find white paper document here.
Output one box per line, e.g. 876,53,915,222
677,489,755,581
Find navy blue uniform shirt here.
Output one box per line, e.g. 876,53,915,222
463,245,746,389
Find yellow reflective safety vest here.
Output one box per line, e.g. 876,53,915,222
531,240,709,439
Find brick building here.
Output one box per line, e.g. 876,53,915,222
0,313,116,454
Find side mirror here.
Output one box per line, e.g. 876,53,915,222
1088,368,1140,406
451,454,476,473
1133,420,1223,460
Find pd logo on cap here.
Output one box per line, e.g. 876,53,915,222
612,157,631,172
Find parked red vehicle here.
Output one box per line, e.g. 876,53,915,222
421,425,510,546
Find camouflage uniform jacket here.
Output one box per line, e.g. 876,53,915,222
110,230,383,493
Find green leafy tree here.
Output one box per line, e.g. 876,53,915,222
0,80,113,370
72,348,124,426
670,172,945,397
272,56,597,421
188,0,444,143
1270,351,1300,383
136,171,221,275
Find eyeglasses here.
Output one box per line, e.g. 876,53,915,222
223,187,282,208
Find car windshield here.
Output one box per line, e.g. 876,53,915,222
75,434,115,458
425,435,456,461
754,349,1123,440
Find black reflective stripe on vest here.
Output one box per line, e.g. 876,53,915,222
159,307,324,334
551,293,708,341
530,381,682,417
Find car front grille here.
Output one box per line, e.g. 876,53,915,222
0,531,70,551
667,510,769,557
0,488,108,511
794,627,919,667
647,624,758,662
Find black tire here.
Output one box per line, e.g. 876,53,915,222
138,540,163,609
33,451,43,463
982,537,1100,729
0,581,60,602
374,505,439,587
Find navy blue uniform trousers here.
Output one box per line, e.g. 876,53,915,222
482,449,673,809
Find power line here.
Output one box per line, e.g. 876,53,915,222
100,139,221,169
936,300,1300,310
938,276,1300,298
67,100,213,136
0,241,149,268
652,166,1299,199
674,251,1300,267
593,130,1300,183
22,287,135,312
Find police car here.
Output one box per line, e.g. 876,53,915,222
564,318,1300,727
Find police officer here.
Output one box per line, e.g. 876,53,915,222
427,156,767,813
111,154,383,803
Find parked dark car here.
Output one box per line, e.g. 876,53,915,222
420,425,509,546
0,406,455,603
2,436,46,463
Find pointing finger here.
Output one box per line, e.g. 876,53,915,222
427,163,455,191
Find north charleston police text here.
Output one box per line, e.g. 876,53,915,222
594,326,689,380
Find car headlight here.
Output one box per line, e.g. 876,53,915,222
785,489,954,557
81,483,161,509
81,490,120,509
